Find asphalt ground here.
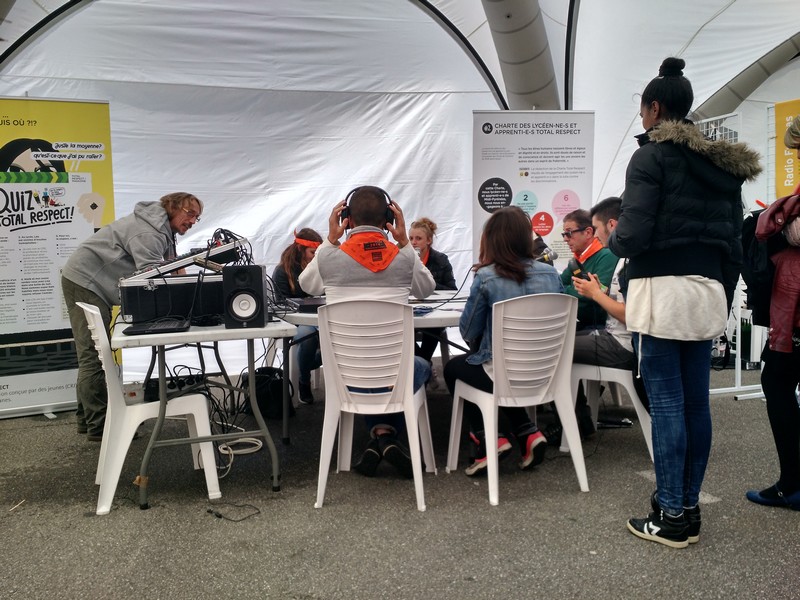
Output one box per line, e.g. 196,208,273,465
1,363,798,600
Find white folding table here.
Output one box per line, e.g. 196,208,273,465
111,320,297,509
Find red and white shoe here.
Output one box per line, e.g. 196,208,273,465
519,431,547,470
465,432,512,476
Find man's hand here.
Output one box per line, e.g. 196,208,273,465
572,272,605,302
385,200,409,248
327,199,348,245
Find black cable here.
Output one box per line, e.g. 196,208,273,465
205,502,261,522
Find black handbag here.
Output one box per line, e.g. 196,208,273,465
241,366,295,420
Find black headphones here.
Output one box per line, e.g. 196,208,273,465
340,185,395,229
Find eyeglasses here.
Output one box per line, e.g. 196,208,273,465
181,207,201,222
561,227,588,239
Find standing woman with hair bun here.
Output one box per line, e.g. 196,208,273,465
608,57,762,547
409,217,456,362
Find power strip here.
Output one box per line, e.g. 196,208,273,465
122,381,145,405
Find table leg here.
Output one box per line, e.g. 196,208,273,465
247,339,281,491
210,342,235,412
137,344,169,509
282,336,291,445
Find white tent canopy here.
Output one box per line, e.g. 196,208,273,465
0,0,798,280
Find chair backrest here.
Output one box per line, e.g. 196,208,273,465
491,293,578,407
317,300,414,414
75,302,125,411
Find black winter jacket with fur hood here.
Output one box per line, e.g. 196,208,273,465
608,119,762,310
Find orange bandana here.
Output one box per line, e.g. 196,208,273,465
340,231,399,273
575,236,604,262
295,237,321,249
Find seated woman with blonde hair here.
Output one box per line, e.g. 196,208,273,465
409,217,456,362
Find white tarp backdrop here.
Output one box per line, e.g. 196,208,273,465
0,0,798,380
0,0,502,289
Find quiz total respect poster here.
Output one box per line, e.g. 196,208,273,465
0,97,114,418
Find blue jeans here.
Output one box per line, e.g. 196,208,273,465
634,333,713,515
364,356,431,435
295,325,322,384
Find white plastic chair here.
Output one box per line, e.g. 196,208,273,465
446,293,588,505
315,300,436,512
570,364,653,461
77,302,221,515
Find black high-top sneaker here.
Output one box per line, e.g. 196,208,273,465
627,503,689,549
684,505,701,544
651,492,700,543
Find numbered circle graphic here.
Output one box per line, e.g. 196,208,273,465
531,211,554,237
552,189,580,221
513,190,538,215
477,177,512,213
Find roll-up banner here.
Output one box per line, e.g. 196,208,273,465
472,110,594,267
0,97,114,418
775,98,800,198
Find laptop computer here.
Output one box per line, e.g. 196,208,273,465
287,296,327,313
122,271,205,336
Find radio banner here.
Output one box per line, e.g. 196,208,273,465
775,98,800,198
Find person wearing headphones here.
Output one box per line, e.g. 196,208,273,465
272,228,324,404
299,186,435,478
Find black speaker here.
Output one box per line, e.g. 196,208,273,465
222,265,269,329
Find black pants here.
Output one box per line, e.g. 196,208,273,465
761,345,800,493
443,354,536,436
415,327,445,363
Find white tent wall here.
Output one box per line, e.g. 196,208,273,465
0,0,502,377
0,0,499,280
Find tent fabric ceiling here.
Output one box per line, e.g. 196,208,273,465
0,0,798,272
571,0,800,200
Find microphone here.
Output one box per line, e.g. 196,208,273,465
414,247,422,257
536,246,559,263
567,257,591,281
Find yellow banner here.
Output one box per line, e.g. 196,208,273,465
0,97,115,418
775,98,800,198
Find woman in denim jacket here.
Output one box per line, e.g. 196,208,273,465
443,207,563,476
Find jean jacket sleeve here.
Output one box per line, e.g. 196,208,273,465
459,273,487,343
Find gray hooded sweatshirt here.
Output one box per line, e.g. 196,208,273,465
62,201,176,306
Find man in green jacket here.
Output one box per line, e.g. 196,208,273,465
559,208,618,330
